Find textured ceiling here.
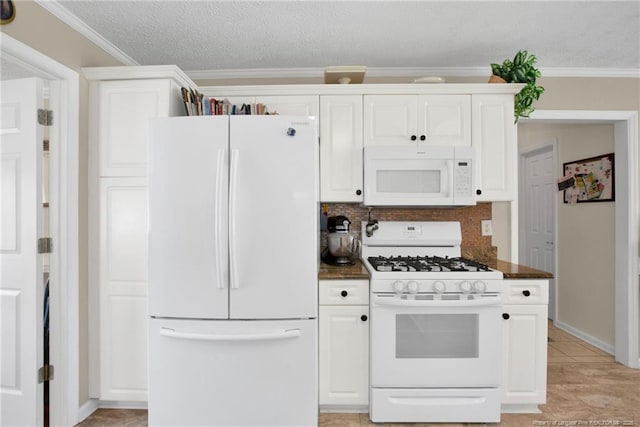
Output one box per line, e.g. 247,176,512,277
53,1,640,77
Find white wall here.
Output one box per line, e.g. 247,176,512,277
519,123,615,347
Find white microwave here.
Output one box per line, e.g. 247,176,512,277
363,146,476,206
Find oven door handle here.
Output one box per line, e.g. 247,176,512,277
371,295,501,308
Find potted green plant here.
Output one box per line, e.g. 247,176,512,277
490,50,545,122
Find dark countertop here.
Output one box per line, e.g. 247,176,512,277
488,259,554,279
318,259,370,280
318,257,552,280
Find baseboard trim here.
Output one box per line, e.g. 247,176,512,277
501,404,541,414
78,399,99,423
554,320,614,355
97,400,148,410
319,404,368,413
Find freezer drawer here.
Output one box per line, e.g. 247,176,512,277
148,318,318,427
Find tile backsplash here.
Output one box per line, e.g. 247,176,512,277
320,202,493,250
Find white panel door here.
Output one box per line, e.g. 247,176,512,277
99,177,148,401
229,116,318,319
364,95,418,146
417,95,471,146
258,95,319,117
99,79,172,177
472,95,515,201
319,305,369,406
0,77,44,427
319,95,363,202
148,116,229,319
521,147,556,319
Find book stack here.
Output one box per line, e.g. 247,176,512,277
181,87,276,116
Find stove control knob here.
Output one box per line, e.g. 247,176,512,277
406,281,419,293
459,280,472,293
392,280,406,293
433,280,446,293
472,280,487,293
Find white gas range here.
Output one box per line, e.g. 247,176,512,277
361,221,504,424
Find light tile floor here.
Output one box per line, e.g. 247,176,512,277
78,322,640,426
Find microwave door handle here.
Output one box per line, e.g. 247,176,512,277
442,161,453,197
372,295,501,308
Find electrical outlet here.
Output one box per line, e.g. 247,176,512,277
481,220,493,236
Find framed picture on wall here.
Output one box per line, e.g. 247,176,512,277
563,153,615,203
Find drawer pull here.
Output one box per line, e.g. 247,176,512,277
502,313,510,320
341,290,348,297
522,290,531,297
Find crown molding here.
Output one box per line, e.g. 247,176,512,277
82,65,196,88
35,0,139,66
539,67,640,78
186,66,640,81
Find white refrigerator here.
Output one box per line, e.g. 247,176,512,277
147,115,318,426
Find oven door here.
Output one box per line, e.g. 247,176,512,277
370,294,502,388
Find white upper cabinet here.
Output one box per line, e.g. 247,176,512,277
364,94,471,147
97,79,183,177
320,95,363,202
472,94,516,201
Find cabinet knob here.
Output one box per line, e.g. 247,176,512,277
341,290,348,297
420,135,426,141
410,135,417,141
502,313,510,320
476,189,482,195
361,315,368,322
356,189,362,196
522,290,531,297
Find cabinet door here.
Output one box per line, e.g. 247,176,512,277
417,95,471,146
501,304,548,405
258,95,319,117
99,178,148,401
319,305,369,406
364,95,418,146
98,80,173,177
472,94,516,201
320,95,363,202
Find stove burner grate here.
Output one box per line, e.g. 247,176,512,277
367,256,492,273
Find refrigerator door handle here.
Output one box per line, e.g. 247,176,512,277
159,327,301,342
229,149,240,289
215,148,227,289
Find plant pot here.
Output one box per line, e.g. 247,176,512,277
488,75,507,84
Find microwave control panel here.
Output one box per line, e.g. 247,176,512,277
453,157,475,205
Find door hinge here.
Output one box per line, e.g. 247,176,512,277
38,237,53,254
38,365,54,383
37,109,53,126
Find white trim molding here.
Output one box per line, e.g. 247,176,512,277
554,320,615,356
524,109,639,369
187,66,640,81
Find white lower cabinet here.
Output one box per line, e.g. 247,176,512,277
319,280,369,410
501,280,549,411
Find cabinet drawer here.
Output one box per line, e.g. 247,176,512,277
319,280,369,305
502,280,549,305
